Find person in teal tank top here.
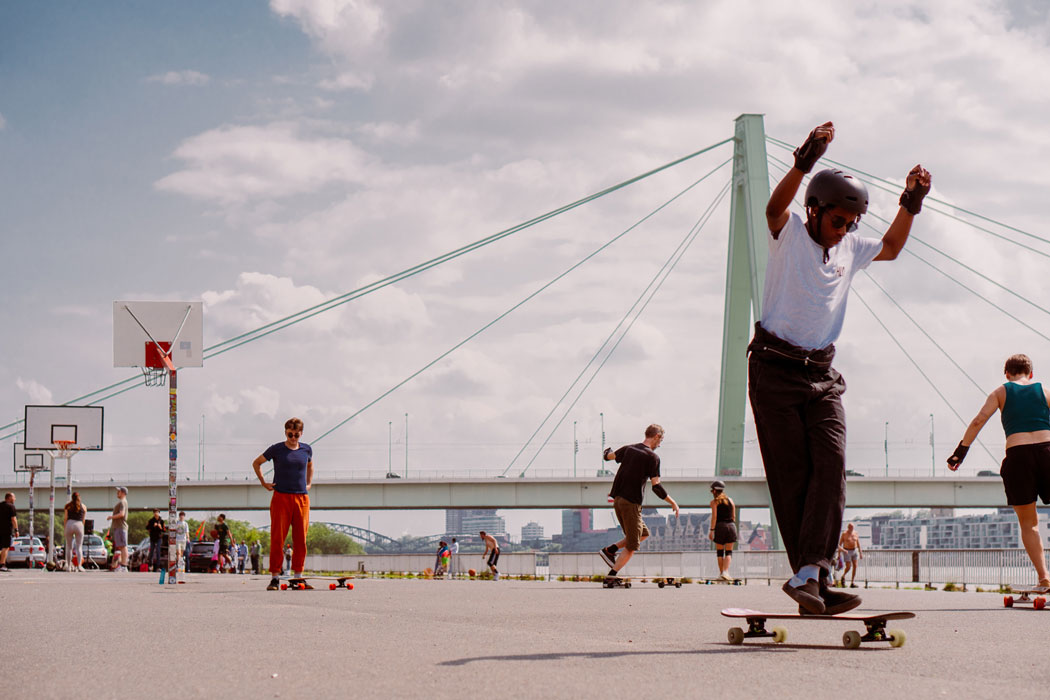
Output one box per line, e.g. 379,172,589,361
946,353,1050,589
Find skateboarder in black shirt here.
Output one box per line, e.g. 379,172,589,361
598,424,679,577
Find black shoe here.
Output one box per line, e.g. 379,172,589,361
267,577,280,591
598,546,617,568
782,579,825,615
819,580,862,615
850,583,858,588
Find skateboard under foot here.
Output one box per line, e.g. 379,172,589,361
1003,585,1048,609
703,577,743,585
602,576,683,589
721,608,914,649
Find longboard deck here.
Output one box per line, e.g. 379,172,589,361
602,576,684,589
703,578,743,585
721,608,914,649
281,576,356,591
721,608,914,622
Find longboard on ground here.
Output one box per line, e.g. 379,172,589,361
281,576,356,591
1003,585,1048,609
721,607,915,649
602,576,683,589
703,577,743,585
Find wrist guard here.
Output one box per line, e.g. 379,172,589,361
792,128,829,173
652,482,669,499
946,442,969,470
899,181,930,215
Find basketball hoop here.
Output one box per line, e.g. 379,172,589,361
141,366,167,387
53,440,75,458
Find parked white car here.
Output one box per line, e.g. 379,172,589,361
7,537,46,568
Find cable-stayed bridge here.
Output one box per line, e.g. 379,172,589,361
4,114,1046,515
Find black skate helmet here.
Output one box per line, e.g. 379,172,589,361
805,169,868,215
710,480,726,492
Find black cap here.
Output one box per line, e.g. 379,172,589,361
711,480,726,491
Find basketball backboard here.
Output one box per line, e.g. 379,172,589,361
113,301,203,368
13,442,49,472
24,405,104,451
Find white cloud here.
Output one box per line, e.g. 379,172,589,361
318,71,374,92
240,386,281,418
16,378,53,405
146,70,211,86
154,122,372,203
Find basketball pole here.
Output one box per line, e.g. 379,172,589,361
48,458,55,566
165,366,179,584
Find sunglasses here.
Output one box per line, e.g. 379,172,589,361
828,214,860,233
286,431,302,437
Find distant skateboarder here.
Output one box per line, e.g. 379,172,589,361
709,481,737,581
0,493,18,572
751,120,930,614
106,487,130,572
947,353,1050,589
253,417,313,591
838,524,863,588
480,531,500,580
598,424,679,578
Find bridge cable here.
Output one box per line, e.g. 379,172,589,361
311,158,734,444
0,139,733,441
766,135,1050,249
511,182,732,476
767,155,1050,326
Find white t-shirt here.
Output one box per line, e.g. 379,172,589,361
175,520,189,544
760,213,883,350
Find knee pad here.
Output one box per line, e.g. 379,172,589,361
716,549,725,559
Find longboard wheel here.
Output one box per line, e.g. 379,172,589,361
675,582,682,588
346,583,354,590
280,583,288,591
658,581,665,588
842,630,862,649
889,629,906,647
1035,597,1046,610
624,581,631,588
1004,595,1014,607
329,583,337,590
772,627,787,643
727,627,745,645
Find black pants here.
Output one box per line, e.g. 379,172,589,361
748,324,846,579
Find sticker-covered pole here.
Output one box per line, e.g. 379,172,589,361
165,368,179,584
48,464,55,566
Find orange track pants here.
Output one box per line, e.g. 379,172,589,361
269,491,310,575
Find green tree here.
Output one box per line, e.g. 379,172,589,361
298,524,365,555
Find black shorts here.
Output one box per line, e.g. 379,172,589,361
1001,442,1050,506
218,543,230,555
487,550,500,567
0,531,11,550
713,522,738,546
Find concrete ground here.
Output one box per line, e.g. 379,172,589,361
2,569,1047,699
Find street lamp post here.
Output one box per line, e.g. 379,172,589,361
600,412,605,467
884,421,889,477
929,413,935,476
388,420,392,475
404,413,409,478
573,420,578,478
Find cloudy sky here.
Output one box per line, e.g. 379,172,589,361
3,1,1050,537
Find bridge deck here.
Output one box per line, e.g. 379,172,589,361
1,476,1008,509
3,570,1043,698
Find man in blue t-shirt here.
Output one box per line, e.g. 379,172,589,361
252,417,313,591
751,121,931,615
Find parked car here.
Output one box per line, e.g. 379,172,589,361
7,537,46,568
129,537,169,571
83,534,110,568
187,540,217,573
977,470,999,477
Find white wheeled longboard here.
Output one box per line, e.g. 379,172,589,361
602,576,684,589
1003,585,1049,609
721,608,915,649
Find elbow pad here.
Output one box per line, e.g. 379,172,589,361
652,483,669,499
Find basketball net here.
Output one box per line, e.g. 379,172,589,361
54,440,75,459
141,366,167,387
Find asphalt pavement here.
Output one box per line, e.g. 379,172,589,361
2,569,1046,699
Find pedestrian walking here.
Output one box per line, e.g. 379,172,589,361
250,541,261,575
838,523,863,588
947,353,1050,590
750,121,930,614
598,424,679,579
64,492,87,572
450,538,459,578
175,511,189,579
238,541,248,574
252,417,314,590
